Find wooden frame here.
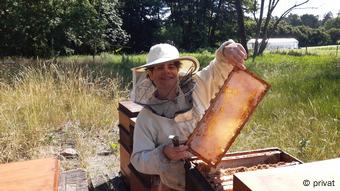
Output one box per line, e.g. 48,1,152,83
187,68,271,167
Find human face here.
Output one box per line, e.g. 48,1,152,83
148,62,179,98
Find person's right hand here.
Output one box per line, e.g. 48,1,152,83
222,42,247,70
163,144,190,161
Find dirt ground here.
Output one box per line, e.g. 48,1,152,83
34,121,123,190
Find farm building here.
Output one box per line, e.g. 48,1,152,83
247,38,299,50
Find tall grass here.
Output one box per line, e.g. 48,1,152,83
0,48,339,165
0,61,128,163
231,54,340,162
270,45,339,56
75,52,338,162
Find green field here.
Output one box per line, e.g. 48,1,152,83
0,47,339,166
269,45,340,56
232,54,339,162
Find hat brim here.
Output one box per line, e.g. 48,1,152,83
132,56,200,75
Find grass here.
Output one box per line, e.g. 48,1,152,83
0,46,339,167
0,60,128,165
269,45,340,56
231,54,340,162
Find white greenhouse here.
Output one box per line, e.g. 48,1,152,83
247,38,299,50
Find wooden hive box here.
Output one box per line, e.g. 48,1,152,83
185,148,303,191
0,158,60,191
118,100,160,191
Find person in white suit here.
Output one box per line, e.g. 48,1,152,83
130,41,247,191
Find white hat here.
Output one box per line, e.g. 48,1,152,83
132,43,200,75
130,43,198,106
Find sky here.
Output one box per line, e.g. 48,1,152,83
271,0,340,18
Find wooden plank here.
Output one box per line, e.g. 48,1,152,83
216,151,281,169
58,169,88,191
233,158,340,191
119,125,133,151
119,112,133,133
130,170,150,191
128,164,160,190
120,142,131,187
0,158,60,191
129,165,160,191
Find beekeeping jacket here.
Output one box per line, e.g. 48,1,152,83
131,41,235,191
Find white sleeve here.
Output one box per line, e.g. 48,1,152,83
194,40,235,109
130,111,174,175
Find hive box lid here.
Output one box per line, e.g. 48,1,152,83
118,100,143,117
233,157,340,191
187,69,270,167
0,158,60,191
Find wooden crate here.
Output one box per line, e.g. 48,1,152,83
129,164,160,191
119,124,133,151
0,158,60,191
118,100,140,148
118,101,143,118
120,141,132,188
119,111,133,133
118,101,141,155
118,100,160,191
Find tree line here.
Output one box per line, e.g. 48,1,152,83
1,0,128,57
275,13,340,47
1,0,340,57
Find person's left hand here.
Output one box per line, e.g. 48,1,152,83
163,144,190,161
222,43,247,70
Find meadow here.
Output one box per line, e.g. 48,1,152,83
0,47,339,169
231,53,339,161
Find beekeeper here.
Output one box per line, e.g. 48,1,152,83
130,41,247,191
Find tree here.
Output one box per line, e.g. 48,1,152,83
102,0,130,52
119,0,165,53
88,0,129,57
235,0,248,53
251,0,309,60
328,28,340,44
286,14,302,26
321,12,333,25
309,29,331,46
163,0,241,51
0,0,128,57
164,0,213,50
295,26,311,47
0,0,62,57
324,16,340,29
300,14,319,28
62,0,128,57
